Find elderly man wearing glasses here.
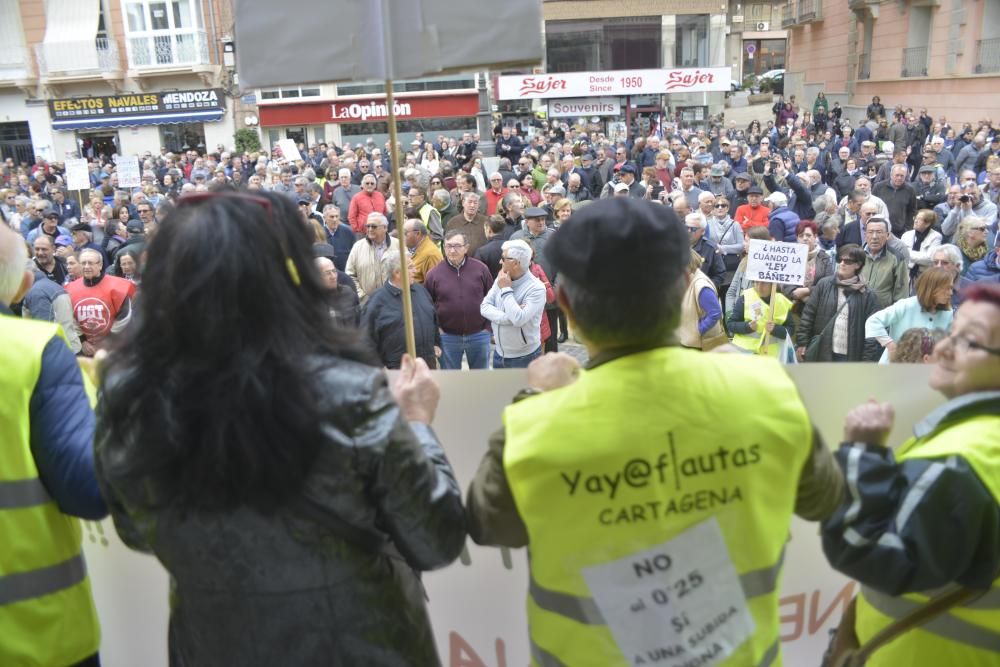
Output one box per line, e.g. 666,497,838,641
822,282,1000,666
345,212,399,305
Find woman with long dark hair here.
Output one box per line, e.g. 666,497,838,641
95,190,466,666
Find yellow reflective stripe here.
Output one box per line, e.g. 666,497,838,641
528,552,784,626
863,586,1000,651
0,554,86,606
0,478,50,509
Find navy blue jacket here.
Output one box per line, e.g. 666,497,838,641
1,305,107,519
768,206,801,242
325,222,356,272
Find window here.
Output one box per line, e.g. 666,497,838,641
336,77,474,97
675,15,709,68
902,6,931,77
259,87,322,100
545,18,661,73
122,0,208,68
159,122,205,153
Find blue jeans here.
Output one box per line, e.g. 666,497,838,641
493,346,541,369
439,331,491,370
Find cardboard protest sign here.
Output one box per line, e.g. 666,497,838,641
116,156,141,188
745,239,808,286
274,139,303,163
65,158,90,191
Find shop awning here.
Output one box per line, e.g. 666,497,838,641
52,109,225,131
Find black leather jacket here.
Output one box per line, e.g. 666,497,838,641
95,357,466,666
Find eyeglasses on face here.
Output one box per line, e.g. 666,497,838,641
366,224,383,229
837,258,859,265
686,226,700,232
444,243,466,250
714,204,729,209
939,331,1000,357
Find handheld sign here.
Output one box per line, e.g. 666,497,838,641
274,139,303,164
745,239,808,286
116,155,142,188
65,158,90,192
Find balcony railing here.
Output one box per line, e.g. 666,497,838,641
901,46,928,77
976,38,1000,74
858,52,871,80
781,2,798,27
0,46,33,80
798,0,821,22
127,29,211,69
35,38,121,77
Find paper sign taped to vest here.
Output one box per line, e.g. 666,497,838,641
582,517,754,667
745,239,808,285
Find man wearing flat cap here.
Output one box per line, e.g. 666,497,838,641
618,163,645,198
466,197,844,667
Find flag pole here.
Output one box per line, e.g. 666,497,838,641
385,80,417,360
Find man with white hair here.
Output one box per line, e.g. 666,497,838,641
839,176,889,220
873,163,918,236
345,212,399,305
332,168,361,227
484,171,508,216
65,247,135,357
480,239,546,368
765,191,801,242
0,222,107,667
686,212,726,288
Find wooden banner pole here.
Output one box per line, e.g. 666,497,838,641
385,80,417,360
759,282,779,355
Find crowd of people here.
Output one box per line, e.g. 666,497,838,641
3,95,998,367
2,79,1000,667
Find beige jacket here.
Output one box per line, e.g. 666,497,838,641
345,236,400,304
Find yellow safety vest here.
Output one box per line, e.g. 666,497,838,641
855,414,1000,666
0,315,101,667
504,347,813,666
731,288,792,357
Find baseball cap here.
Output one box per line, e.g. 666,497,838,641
547,184,566,195
765,191,788,207
44,211,60,220
71,222,93,233
126,219,145,234
613,182,630,193
619,163,638,176
54,235,72,247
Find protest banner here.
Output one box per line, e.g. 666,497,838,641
65,158,90,192
115,155,141,188
274,139,302,164
83,365,943,667
745,239,809,352
746,239,808,286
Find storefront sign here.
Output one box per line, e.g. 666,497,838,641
49,89,226,122
549,97,621,117
258,93,479,126
497,67,731,100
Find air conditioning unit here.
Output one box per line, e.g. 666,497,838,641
756,21,770,31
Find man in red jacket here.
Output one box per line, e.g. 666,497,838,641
348,174,387,234
65,248,135,356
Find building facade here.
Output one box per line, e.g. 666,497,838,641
783,0,1000,124
0,0,237,163
255,75,483,151
725,0,789,84
494,0,731,138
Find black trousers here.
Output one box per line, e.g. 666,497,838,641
544,309,559,352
